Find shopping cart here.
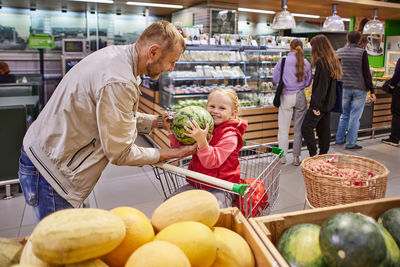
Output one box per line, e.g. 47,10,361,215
152,143,283,218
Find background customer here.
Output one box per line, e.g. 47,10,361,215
382,57,400,147
273,39,312,165
301,34,343,157
335,31,376,150
0,61,16,83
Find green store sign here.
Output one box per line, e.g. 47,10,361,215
28,33,55,49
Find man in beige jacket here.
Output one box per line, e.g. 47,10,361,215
19,20,195,223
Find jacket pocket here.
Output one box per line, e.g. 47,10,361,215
67,138,96,172
18,156,39,207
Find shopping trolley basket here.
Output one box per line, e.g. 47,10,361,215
152,144,283,218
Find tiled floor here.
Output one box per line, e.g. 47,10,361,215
1,134,399,238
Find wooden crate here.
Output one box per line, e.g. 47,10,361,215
249,197,400,267
217,207,280,267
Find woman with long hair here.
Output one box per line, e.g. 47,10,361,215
273,39,312,165
301,34,343,156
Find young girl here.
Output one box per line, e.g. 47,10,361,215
301,34,343,157
273,39,312,166
169,89,248,208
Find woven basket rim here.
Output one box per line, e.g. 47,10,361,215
300,153,390,180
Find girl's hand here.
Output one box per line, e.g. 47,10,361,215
184,120,209,149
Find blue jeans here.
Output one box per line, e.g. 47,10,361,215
335,89,367,148
18,147,72,224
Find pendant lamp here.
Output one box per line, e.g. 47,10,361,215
363,9,384,35
272,0,296,30
322,4,345,32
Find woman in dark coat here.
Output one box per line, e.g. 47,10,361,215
0,62,16,84
301,35,343,156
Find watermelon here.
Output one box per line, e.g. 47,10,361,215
319,212,387,267
379,208,400,249
172,106,214,145
376,222,400,267
277,223,327,267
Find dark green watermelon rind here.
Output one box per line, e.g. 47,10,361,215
277,223,327,267
380,208,400,250
172,106,214,145
376,222,400,267
319,212,387,267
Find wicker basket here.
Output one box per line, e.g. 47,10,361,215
301,154,389,208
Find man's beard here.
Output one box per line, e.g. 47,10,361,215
146,58,163,80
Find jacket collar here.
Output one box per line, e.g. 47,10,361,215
130,43,141,85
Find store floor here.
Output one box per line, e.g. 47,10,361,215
1,135,399,238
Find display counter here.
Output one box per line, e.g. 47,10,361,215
138,45,393,149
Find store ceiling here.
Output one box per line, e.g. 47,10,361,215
1,0,400,20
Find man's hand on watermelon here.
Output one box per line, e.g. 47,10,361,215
184,120,210,150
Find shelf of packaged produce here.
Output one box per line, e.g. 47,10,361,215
162,90,255,98
171,76,251,81
248,61,279,64
176,61,247,64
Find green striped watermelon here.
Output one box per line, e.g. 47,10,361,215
379,208,400,249
277,223,327,267
172,106,214,145
376,222,400,267
319,212,387,267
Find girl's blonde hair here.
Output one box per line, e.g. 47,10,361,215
310,34,343,80
208,88,241,120
290,39,305,82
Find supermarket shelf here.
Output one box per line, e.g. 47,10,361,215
171,76,251,81
259,75,273,79
176,61,247,64
162,89,255,98
248,61,279,64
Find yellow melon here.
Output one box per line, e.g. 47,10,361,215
154,221,217,267
102,207,155,267
31,208,126,264
211,227,255,267
125,241,190,267
151,190,220,232
19,237,55,267
65,259,108,267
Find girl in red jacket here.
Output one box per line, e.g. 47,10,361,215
169,88,248,207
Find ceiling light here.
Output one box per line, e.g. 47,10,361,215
238,8,275,15
68,0,114,4
272,0,296,30
126,2,183,8
363,9,384,35
342,18,351,22
322,4,344,32
292,13,320,19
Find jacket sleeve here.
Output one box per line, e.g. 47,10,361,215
310,62,330,111
391,58,400,86
304,59,313,88
96,83,160,166
361,51,374,94
272,59,282,84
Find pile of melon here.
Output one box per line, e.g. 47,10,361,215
0,190,255,267
277,208,400,267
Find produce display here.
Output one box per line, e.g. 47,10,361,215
277,224,326,267
171,105,214,145
303,158,370,186
0,189,257,267
378,208,400,248
276,210,400,267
